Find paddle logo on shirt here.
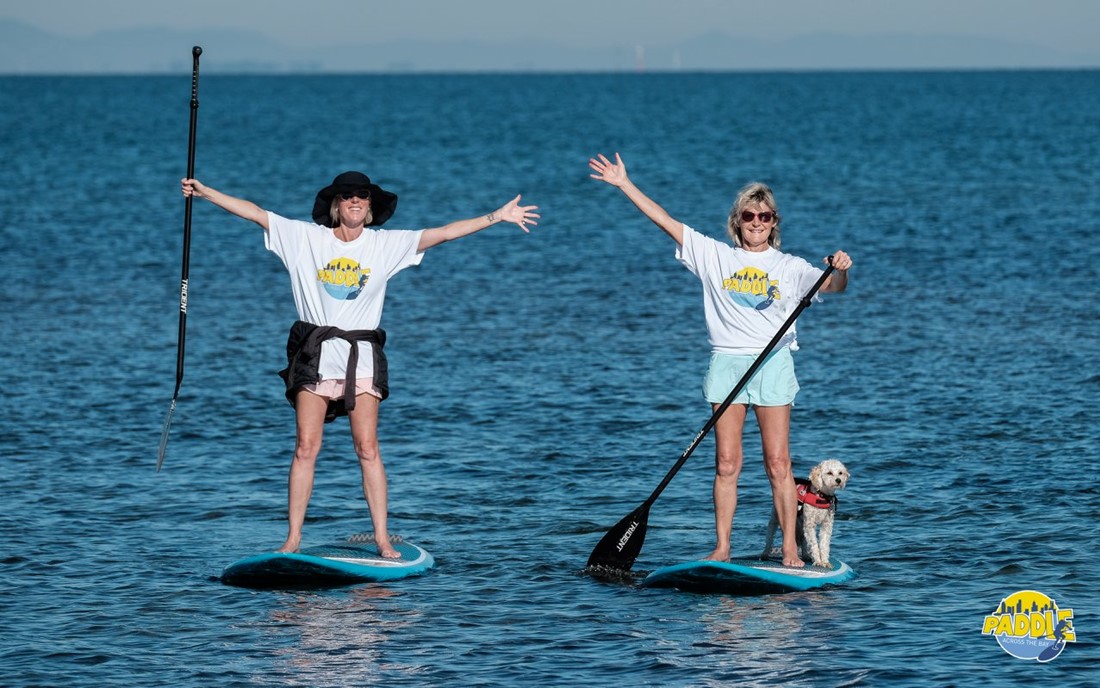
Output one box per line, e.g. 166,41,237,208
981,590,1075,662
318,257,370,300
723,267,780,311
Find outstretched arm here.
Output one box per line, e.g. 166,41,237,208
181,178,269,229
417,195,539,252
821,251,852,293
589,153,684,246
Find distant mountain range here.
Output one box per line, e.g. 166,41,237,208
1,19,1096,74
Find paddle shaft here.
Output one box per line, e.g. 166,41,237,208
157,46,201,471
587,260,835,569
638,261,836,509
173,46,202,397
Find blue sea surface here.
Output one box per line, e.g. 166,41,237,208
2,70,1098,686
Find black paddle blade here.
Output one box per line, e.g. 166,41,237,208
156,397,177,472
586,502,650,572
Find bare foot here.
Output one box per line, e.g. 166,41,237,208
702,546,730,562
782,548,805,567
376,535,400,559
276,538,300,554
378,541,400,559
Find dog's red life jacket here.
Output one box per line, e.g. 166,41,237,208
795,477,836,510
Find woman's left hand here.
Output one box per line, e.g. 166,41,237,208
496,195,540,232
827,250,852,271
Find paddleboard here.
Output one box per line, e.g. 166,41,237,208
642,556,855,595
221,535,434,589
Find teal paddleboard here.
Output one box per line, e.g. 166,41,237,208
642,557,855,595
221,536,434,588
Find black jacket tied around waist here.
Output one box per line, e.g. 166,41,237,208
278,320,389,423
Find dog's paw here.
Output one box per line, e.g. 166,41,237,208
813,559,831,568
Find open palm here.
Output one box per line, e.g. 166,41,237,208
589,152,628,187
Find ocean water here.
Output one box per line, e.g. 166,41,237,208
1,70,1097,686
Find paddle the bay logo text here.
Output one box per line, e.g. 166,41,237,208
723,267,780,311
981,590,1075,662
319,257,370,300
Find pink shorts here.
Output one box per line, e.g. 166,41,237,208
300,377,382,401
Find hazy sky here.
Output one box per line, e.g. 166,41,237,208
7,0,1099,57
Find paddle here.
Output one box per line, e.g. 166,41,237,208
157,46,202,472
586,259,836,571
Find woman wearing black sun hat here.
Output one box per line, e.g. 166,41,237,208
182,171,539,556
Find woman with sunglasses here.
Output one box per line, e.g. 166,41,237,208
181,171,538,556
588,153,850,567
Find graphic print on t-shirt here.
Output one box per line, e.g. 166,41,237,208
318,257,371,300
722,266,781,311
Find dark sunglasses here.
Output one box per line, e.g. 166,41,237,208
339,189,371,201
740,210,775,223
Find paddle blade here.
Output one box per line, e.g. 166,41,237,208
156,397,177,472
586,502,650,572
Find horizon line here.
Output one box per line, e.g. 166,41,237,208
4,65,1099,78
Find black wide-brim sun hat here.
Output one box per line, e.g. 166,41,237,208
311,171,398,227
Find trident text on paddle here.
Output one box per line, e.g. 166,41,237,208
617,521,639,552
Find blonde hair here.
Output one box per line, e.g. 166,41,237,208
726,182,781,249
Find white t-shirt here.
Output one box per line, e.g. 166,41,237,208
676,224,823,355
264,211,424,380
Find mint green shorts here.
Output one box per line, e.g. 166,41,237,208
702,348,799,406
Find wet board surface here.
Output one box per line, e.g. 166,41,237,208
642,557,855,595
221,538,434,589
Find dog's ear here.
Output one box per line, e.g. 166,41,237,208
809,463,823,489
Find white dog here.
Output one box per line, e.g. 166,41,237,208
761,459,850,567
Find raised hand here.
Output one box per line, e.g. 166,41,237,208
589,152,629,187
495,195,540,233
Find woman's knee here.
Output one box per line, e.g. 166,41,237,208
762,453,793,481
715,451,743,479
354,438,381,464
293,436,322,463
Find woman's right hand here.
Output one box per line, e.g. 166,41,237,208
588,153,629,187
178,178,269,229
181,178,207,199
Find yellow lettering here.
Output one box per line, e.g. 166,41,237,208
1013,614,1031,636
1030,613,1049,638
981,616,1000,635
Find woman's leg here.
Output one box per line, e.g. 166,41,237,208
278,391,328,553
348,394,399,558
755,404,804,567
704,403,747,561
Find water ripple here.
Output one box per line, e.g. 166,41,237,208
3,71,1099,687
